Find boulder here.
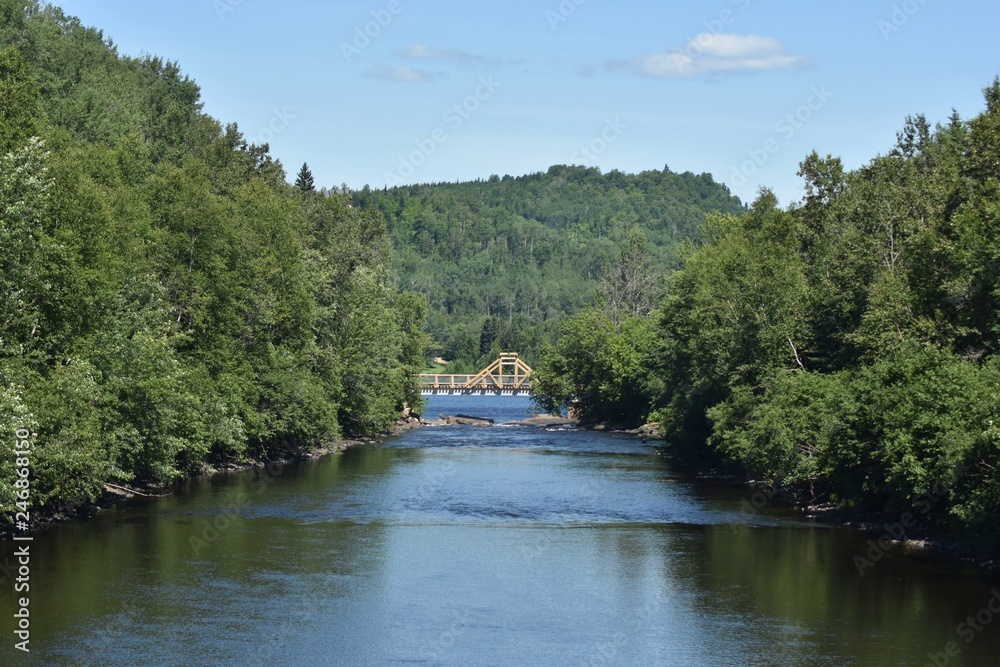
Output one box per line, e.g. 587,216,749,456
505,414,579,427
439,414,494,427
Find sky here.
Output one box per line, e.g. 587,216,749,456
61,0,1000,206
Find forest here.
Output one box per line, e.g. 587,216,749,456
535,83,1000,547
5,0,998,555
353,166,744,370
0,2,426,520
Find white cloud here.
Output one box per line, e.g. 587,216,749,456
607,34,808,79
396,44,506,67
362,64,436,83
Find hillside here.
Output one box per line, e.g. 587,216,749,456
0,1,424,518
353,165,745,370
534,83,1000,547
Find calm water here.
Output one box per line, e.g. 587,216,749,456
3,396,999,666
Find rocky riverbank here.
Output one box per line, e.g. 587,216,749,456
654,444,999,573
2,425,397,538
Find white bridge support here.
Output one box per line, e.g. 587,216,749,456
420,387,532,397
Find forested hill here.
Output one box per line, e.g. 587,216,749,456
534,80,1000,548
353,166,745,370
0,2,425,520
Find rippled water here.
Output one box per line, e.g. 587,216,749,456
2,396,999,666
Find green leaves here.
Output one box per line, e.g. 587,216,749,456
652,80,1000,544
706,370,849,494
533,308,658,425
295,162,315,193
0,45,43,153
330,265,405,434
0,136,50,359
537,78,1000,546
966,77,1000,187
354,165,743,369
0,5,422,520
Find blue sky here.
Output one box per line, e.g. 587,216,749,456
63,0,1000,206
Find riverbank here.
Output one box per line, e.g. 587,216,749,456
6,409,439,536
0,434,389,539
484,412,1000,573
652,443,1000,573
514,415,1000,573
803,504,1000,573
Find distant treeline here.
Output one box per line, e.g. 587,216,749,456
536,81,1000,547
0,2,426,519
352,165,745,371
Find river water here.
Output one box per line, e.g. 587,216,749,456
2,395,999,666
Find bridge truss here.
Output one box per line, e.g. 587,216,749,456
419,353,534,396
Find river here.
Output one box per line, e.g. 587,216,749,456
2,395,999,666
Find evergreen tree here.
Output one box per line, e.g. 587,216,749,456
295,162,315,192
480,316,504,357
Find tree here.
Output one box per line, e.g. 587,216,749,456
528,79,1000,546
0,45,43,154
350,165,745,369
0,3,422,523
0,136,50,358
396,291,430,410
532,308,658,424
597,227,661,326
295,162,315,192
480,316,504,357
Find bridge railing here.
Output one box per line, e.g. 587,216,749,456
418,374,531,388
419,374,472,387
418,353,534,392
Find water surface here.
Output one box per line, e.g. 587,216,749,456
2,396,998,666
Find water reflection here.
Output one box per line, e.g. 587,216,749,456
1,396,998,666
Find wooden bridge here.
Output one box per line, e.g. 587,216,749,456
419,353,533,396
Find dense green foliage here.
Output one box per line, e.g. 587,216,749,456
353,166,744,371
0,2,424,519
536,82,1000,545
